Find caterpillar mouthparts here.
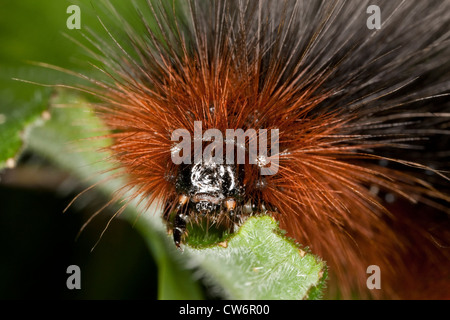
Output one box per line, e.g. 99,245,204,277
66,0,449,299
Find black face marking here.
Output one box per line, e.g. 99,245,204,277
169,161,247,247
177,162,243,209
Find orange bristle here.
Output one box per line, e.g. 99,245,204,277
68,0,450,299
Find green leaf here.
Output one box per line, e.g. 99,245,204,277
185,216,326,300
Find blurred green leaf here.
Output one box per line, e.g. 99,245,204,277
0,0,174,168
0,0,93,168
0,67,51,168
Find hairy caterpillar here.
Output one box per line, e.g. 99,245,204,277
60,0,450,299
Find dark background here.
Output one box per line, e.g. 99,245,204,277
0,153,158,299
